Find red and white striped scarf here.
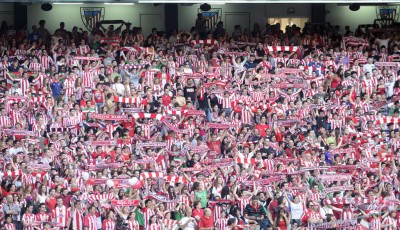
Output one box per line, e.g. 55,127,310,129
132,113,164,121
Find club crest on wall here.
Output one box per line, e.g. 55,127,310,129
81,7,105,31
375,5,399,26
198,8,222,31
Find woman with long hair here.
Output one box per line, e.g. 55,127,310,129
211,176,225,199
274,207,290,230
102,210,116,230
127,209,139,229
148,214,162,230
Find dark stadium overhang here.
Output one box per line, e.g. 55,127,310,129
3,0,400,3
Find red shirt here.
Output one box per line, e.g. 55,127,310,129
46,197,57,211
192,208,204,220
198,215,214,229
92,90,104,103
207,140,222,154
162,95,172,106
255,124,269,137
79,99,96,107
92,151,106,160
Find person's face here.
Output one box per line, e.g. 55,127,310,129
259,193,265,201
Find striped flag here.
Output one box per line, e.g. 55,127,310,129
266,46,300,56
114,96,140,104
164,176,187,184
140,172,165,180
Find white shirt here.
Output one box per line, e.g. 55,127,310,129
290,201,304,219
179,217,196,230
363,63,375,74
385,80,395,97
10,146,25,155
112,83,126,96
376,38,390,49
319,206,334,219
9,87,23,96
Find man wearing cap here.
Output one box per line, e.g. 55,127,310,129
245,195,269,230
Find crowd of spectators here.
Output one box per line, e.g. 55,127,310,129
0,15,400,230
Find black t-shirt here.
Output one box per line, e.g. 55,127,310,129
316,115,327,129
256,48,265,57
184,86,196,102
245,203,264,218
8,65,20,72
197,92,210,108
98,74,106,83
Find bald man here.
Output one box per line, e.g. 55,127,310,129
198,208,214,230
179,207,197,230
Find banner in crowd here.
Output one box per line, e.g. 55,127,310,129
207,123,234,129
29,163,51,171
84,140,116,146
89,113,128,121
322,186,354,195
309,219,357,229
2,129,35,136
74,56,102,61
271,83,308,89
280,68,303,74
111,199,140,206
277,119,298,126
86,163,122,171
136,142,167,148
317,174,352,181
161,119,189,134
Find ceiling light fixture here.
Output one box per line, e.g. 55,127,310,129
53,2,84,4
104,3,135,5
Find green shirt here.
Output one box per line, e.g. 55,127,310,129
326,136,336,146
195,190,208,208
389,107,400,116
110,73,121,83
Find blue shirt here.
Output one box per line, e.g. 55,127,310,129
244,61,257,69
308,61,323,76
50,81,63,96
335,56,350,65
324,150,333,165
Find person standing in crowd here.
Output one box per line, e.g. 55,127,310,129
3,195,20,229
